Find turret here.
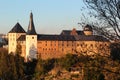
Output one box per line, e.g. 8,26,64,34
83,24,93,35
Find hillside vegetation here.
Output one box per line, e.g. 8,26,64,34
0,46,120,80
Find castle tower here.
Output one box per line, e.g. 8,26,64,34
8,22,26,54
83,24,93,35
26,12,37,61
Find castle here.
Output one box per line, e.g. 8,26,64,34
8,12,110,60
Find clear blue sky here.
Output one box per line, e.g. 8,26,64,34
0,0,86,34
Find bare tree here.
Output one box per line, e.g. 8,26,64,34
83,0,120,40
78,17,117,40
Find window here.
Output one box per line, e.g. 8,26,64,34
89,44,93,50
67,44,69,46
95,44,97,47
85,44,87,47
62,48,64,51
72,48,74,51
80,44,83,47
72,41,74,44
32,37,34,39
90,44,93,47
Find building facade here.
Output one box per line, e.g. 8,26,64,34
8,13,110,60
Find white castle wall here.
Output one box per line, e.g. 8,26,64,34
8,33,25,54
26,35,37,60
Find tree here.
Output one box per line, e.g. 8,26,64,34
83,55,105,80
83,0,120,40
58,54,78,71
0,48,25,80
33,58,55,80
110,42,120,60
16,43,22,55
14,54,25,79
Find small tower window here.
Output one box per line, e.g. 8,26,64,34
32,37,34,39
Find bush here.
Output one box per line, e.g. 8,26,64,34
57,54,78,71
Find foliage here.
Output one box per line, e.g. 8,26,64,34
57,54,78,71
81,54,120,80
33,54,78,79
83,55,105,80
24,59,37,77
110,42,120,60
0,49,24,80
16,43,22,55
33,58,55,79
0,48,120,80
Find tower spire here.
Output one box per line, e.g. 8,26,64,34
27,12,37,35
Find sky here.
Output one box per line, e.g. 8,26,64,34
0,0,86,34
